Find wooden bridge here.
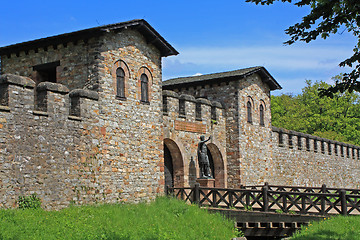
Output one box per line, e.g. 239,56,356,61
166,183,360,238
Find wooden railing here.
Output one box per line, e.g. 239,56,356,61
166,183,360,216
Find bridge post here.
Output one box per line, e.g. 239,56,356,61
193,183,200,205
340,189,347,216
262,185,269,212
321,184,326,215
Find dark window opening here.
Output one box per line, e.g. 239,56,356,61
297,136,302,150
346,147,350,158
247,101,252,123
163,96,168,114
321,141,325,154
328,143,332,155
288,134,293,148
335,144,338,156
211,106,217,121
340,146,344,157
306,138,310,151
352,148,355,159
314,140,318,152
259,104,264,126
357,149,360,160
140,74,149,103
279,132,284,147
33,61,60,84
116,67,125,99
195,102,202,121
179,98,185,118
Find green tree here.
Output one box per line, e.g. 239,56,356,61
271,79,360,145
246,0,360,95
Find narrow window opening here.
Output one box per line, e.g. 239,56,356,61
321,141,325,154
340,146,344,157
279,132,284,147
352,148,355,159
335,144,338,156
116,67,125,99
346,147,350,158
247,101,252,123
306,138,310,151
259,104,264,126
195,102,202,121
314,139,318,152
211,106,217,121
179,98,185,118
140,74,149,103
33,61,60,84
357,149,360,160
328,142,332,155
163,96,168,114
288,134,293,148
297,136,302,150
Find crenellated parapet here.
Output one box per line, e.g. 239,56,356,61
0,74,99,120
272,126,360,160
162,90,223,123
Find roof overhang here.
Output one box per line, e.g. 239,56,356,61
163,66,282,91
0,19,178,57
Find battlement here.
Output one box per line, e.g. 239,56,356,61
0,74,98,120
162,90,223,123
272,126,360,159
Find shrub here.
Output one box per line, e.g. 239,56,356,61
17,193,41,209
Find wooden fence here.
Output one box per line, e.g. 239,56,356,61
166,183,360,216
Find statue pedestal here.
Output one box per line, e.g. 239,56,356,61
196,178,215,188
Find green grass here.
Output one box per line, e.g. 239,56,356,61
291,216,360,240
0,196,238,240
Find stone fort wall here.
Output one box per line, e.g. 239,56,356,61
269,127,360,188
162,90,227,188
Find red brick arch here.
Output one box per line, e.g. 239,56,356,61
164,138,185,187
207,143,225,187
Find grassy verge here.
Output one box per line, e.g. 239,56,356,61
291,215,360,240
0,196,238,240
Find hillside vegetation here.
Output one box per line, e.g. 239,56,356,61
291,216,360,239
0,197,238,240
271,79,360,145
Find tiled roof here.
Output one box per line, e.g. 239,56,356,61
0,19,178,57
163,66,282,90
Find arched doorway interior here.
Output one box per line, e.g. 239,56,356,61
164,139,184,188
207,143,225,187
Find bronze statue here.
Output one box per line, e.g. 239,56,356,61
198,135,212,178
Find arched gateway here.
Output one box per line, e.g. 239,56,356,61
207,143,225,187
164,139,184,188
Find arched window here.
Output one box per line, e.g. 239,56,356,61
247,101,252,123
116,67,125,98
259,104,264,126
141,73,149,102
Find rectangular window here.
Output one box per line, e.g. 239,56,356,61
279,132,284,147
288,134,293,149
340,145,344,157
314,140,318,152
195,102,202,121
163,96,168,115
335,144,338,156
328,142,332,155
306,138,310,151
321,141,325,154
211,106,217,121
179,98,185,118
33,61,60,84
297,136,302,150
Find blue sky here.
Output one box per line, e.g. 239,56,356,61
0,0,356,94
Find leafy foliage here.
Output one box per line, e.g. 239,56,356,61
246,0,360,95
17,193,41,209
0,196,238,240
271,79,360,145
